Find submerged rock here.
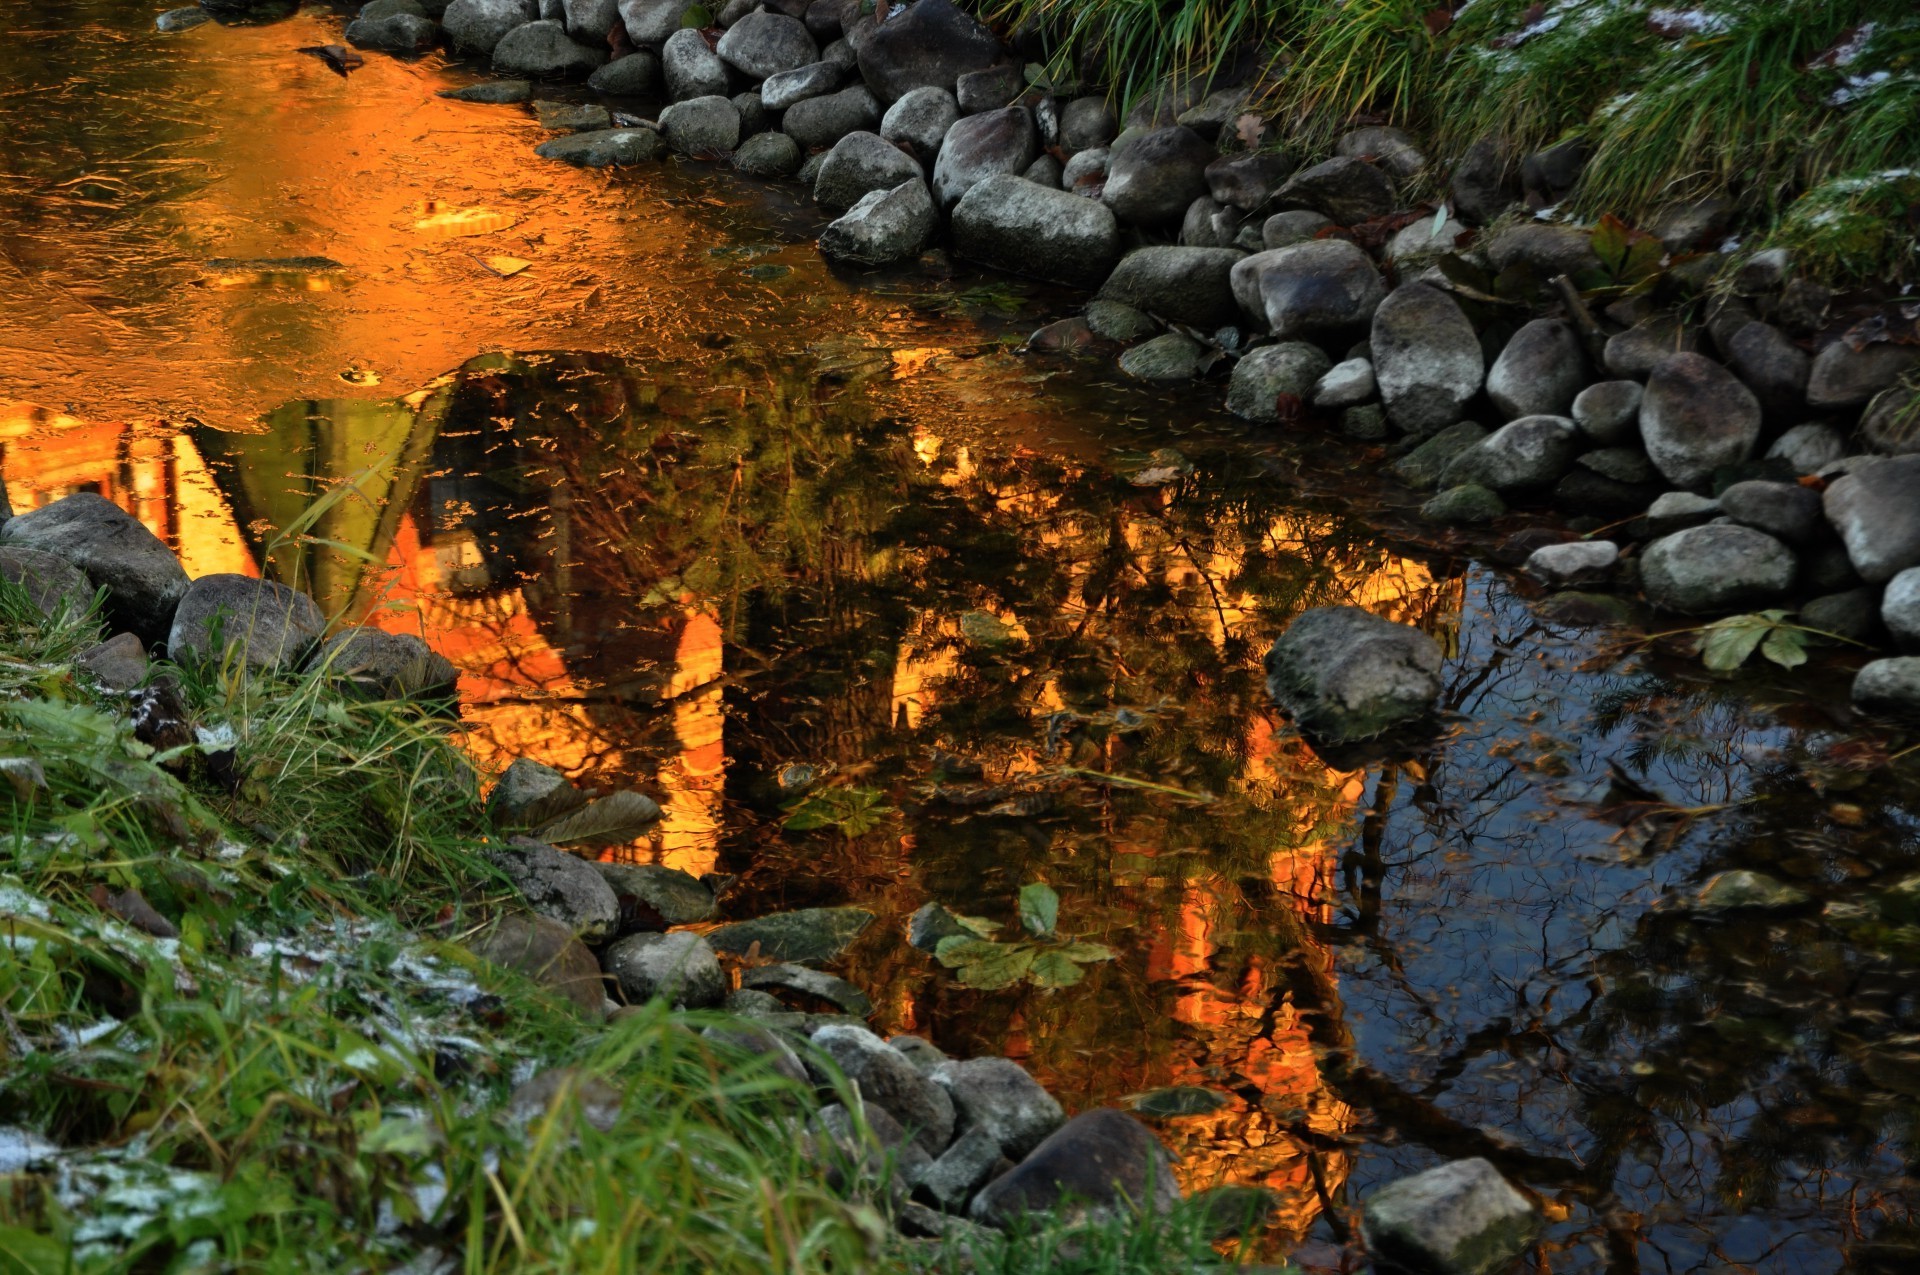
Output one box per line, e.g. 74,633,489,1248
3,492,190,646
1117,332,1206,382
706,905,874,961
1693,870,1810,913
819,178,936,266
1362,1158,1540,1275
970,1109,1179,1227
535,126,665,165
439,78,535,102
1265,606,1443,743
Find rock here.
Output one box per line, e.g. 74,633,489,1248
1421,484,1506,525
1275,155,1394,225
1577,447,1655,486
156,7,212,32
1313,357,1374,410
662,27,728,100
1085,298,1155,341
732,88,768,136
819,178,935,266
3,493,189,646
492,19,606,75
487,757,584,830
588,51,660,94
706,905,874,961
1385,213,1467,270
761,60,841,109
723,988,786,1017
1264,606,1442,743
1363,1158,1540,1275
890,1035,946,1070
590,861,715,925
1639,352,1761,486
468,913,606,1017
1863,384,1920,457
928,1057,1063,1160
1262,209,1330,249
1058,95,1116,152
1694,870,1810,913
700,1021,810,1085
812,1024,955,1154
952,175,1121,288
1641,525,1796,613
1370,283,1483,434
1100,126,1213,231
345,12,441,50
1205,153,1294,212
1801,588,1882,644
955,65,1023,114
932,107,1036,211
1645,490,1721,535
488,838,620,940
558,0,616,40
165,575,323,674
1854,658,1920,717
815,131,921,212
1883,568,1920,648
917,1125,1000,1211
812,1101,932,1200
1825,458,1920,583
534,100,613,132
1061,146,1109,193
1603,315,1698,381
736,129,803,176
0,546,91,620
1520,139,1588,210
616,0,684,44
604,930,725,1008
1449,137,1515,225
1718,480,1823,546
1484,223,1600,280
1021,154,1062,188
1807,342,1918,410
1485,319,1587,420
1723,321,1810,424
855,0,999,103
1096,247,1241,329
1571,380,1642,445
76,633,148,691
441,78,537,102
444,0,536,53
970,1109,1178,1227
880,85,958,157
1391,421,1489,491
1118,333,1205,382
307,627,458,699
507,1065,623,1131
535,126,666,164
1440,415,1580,492
1231,240,1385,339
785,82,881,149
1525,540,1618,586
1226,342,1331,422
659,94,741,153
740,962,872,1015
716,10,815,77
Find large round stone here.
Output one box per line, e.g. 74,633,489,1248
931,106,1036,211
1439,415,1581,492
1370,282,1483,434
1226,343,1332,422
1485,318,1587,420
604,930,725,1008
814,131,922,213
818,178,936,266
1230,239,1385,339
3,492,189,646
1639,352,1761,487
1096,246,1243,328
1100,126,1212,231
1823,456,1920,584
854,0,998,103
951,174,1121,288
1640,524,1796,614
1264,606,1443,743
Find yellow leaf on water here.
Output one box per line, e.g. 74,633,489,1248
482,255,532,277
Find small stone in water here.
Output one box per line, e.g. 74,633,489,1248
1363,1158,1540,1275
1124,1085,1232,1117
156,7,210,32
1692,869,1811,913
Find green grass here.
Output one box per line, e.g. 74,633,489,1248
0,581,1239,1273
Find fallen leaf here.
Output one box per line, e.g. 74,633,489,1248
482,255,532,277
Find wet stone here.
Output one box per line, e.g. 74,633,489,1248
167,575,325,674
1275,155,1394,226
880,85,959,157
487,838,620,941
928,1056,1063,1160
1572,380,1642,445
762,61,844,111
1693,870,1810,913
706,905,874,962
588,52,659,95
1578,447,1656,486
1639,352,1761,487
812,1024,955,1154
590,861,715,926
156,7,212,31
740,962,873,1015
819,178,936,266
1854,658,1920,717
344,11,440,51
1371,283,1483,435
1118,333,1205,382
1439,415,1581,493
492,18,607,77
1084,298,1156,342
660,95,741,154
1525,540,1618,587
1100,125,1214,231
4,492,190,646
1718,480,1823,547
1640,524,1796,614
969,1109,1179,1228
536,126,666,165
606,931,725,1008
1342,402,1390,441
1265,605,1443,743
1390,421,1489,492
1802,588,1884,645
785,83,883,150
1363,1158,1540,1275
736,131,804,177
952,175,1121,288
1226,342,1330,422
1421,484,1506,525
1312,357,1375,410
1485,318,1587,421
439,79,535,103
468,912,607,1018
534,101,613,132
1097,246,1244,329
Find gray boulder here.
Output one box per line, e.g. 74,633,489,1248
1390,422,1488,491
443,0,535,53
815,131,921,212
955,65,1023,114
855,0,998,103
1883,567,1920,649
561,0,617,40
952,174,1121,288
917,1125,1000,1211
591,861,715,925
492,19,607,75
1571,380,1642,445
1440,415,1581,492
488,757,583,830
1641,525,1796,613
1336,124,1426,180
488,838,621,941
1117,333,1206,382
1058,95,1117,152
1422,484,1506,525
345,12,441,50
706,905,873,961
1485,318,1587,420
616,0,684,44
1723,320,1810,424
929,1056,1064,1160
307,627,458,699
659,94,741,153
1085,298,1155,341
588,51,660,94
662,27,729,100
1603,315,1698,381
1384,212,1467,270
1370,282,1482,434
605,930,725,1007
1313,357,1375,410
1231,239,1384,339
1825,457,1920,583
811,1024,956,1155
1639,352,1761,486
1525,540,1618,587
76,632,148,691
1449,136,1515,225
717,10,816,78
1768,423,1848,475
762,60,843,110
1096,246,1243,328
1807,342,1918,410
1100,126,1212,231
0,547,91,620
931,106,1036,211
1275,155,1394,225
1485,222,1601,279
1719,480,1823,546
4,493,189,646
880,85,958,157
1265,606,1443,742
1803,588,1884,644
1263,209,1331,249
1854,658,1920,717
1226,343,1332,422
1363,1158,1540,1275
784,83,881,149
818,178,936,266
1022,153,1062,189
970,1109,1178,1227
1862,385,1920,457
536,126,665,164
736,130,803,176
1205,153,1294,212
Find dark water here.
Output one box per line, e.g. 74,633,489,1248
5,5,1920,1271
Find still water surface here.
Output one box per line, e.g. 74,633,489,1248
5,5,1920,1271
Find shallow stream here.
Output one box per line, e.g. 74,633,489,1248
5,5,1920,1271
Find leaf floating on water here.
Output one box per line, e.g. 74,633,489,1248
296,44,364,78
532,790,662,846
935,936,1036,989
481,255,533,278
413,205,518,238
1018,882,1059,938
201,257,348,291
1125,1086,1234,1117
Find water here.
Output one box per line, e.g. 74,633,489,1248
5,5,1920,1271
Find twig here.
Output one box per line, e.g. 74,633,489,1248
1552,273,1609,364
